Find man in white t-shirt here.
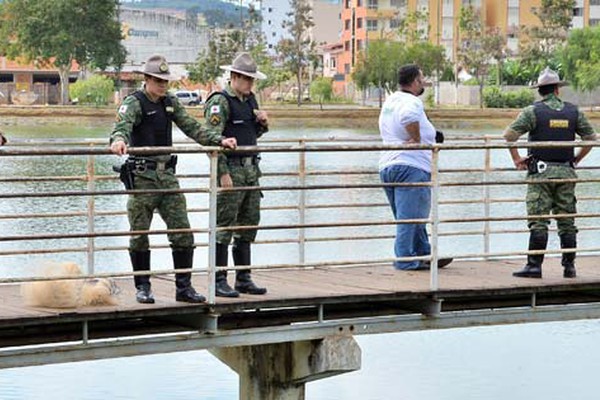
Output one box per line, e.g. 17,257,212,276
379,64,452,271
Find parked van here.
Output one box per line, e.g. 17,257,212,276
174,90,201,106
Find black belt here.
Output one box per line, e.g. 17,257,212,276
227,155,259,166
130,156,177,172
540,160,573,167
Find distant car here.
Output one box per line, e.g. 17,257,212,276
174,90,201,106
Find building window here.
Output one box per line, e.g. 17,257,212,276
357,0,362,5
573,7,583,17
367,19,378,31
368,0,378,9
268,44,273,49
591,0,600,5
268,20,271,25
272,32,276,37
345,0,350,8
345,40,350,51
590,19,600,26
268,7,272,12
344,63,351,74
356,39,363,50
391,0,406,7
331,58,337,68
390,18,401,28
345,19,351,30
357,18,363,29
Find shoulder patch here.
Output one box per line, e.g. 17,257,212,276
210,114,221,126
118,104,128,114
210,105,220,114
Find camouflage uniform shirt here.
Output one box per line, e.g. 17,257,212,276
110,89,223,152
504,93,597,234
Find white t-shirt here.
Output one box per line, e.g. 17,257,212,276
378,91,435,173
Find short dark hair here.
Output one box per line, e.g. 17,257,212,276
398,64,422,86
538,84,557,96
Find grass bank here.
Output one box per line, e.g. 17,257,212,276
0,105,597,130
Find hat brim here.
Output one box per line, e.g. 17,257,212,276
530,81,568,89
220,65,267,80
135,70,180,82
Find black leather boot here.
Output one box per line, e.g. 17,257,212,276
215,243,239,298
129,250,155,304
173,248,206,303
560,232,577,278
513,230,547,278
233,240,267,295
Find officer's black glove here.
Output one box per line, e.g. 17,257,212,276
435,130,444,144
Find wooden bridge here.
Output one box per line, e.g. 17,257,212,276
2,138,600,399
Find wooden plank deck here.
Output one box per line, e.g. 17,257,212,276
1,256,600,347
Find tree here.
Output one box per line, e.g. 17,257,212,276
309,77,333,110
277,0,318,106
458,6,508,108
520,0,575,74
188,29,244,88
561,26,600,93
0,0,125,105
188,4,264,90
351,39,403,108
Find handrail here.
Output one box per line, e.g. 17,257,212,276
1,138,599,299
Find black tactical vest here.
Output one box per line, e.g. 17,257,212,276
209,90,260,156
529,101,578,162
130,91,174,148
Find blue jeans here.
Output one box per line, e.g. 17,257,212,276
380,164,431,270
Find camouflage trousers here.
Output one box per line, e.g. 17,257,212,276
526,165,577,235
217,163,261,244
127,170,194,251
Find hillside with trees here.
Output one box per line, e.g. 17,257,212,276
119,0,254,27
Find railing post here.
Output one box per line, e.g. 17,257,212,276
483,136,491,259
430,147,440,291
298,139,307,266
86,150,95,275
207,150,219,304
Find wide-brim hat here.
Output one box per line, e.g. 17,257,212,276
135,54,180,81
220,52,267,80
530,67,568,89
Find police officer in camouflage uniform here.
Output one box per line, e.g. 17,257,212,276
504,67,597,279
204,53,269,297
109,55,237,304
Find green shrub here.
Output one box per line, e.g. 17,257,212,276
310,77,333,105
70,74,115,106
483,86,534,108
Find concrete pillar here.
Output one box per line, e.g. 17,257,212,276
210,335,361,400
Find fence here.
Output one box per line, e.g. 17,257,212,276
1,136,599,303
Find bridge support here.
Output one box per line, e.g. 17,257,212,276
210,335,361,400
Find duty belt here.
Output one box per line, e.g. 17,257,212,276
130,156,177,172
542,160,573,167
227,155,259,167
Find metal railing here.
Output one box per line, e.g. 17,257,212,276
1,137,599,302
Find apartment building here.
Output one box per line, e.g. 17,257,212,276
261,0,341,53
337,0,598,87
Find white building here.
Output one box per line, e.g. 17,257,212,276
119,8,209,71
261,0,341,54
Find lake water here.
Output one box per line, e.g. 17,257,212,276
1,119,600,399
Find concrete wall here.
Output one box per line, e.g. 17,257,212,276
119,8,209,66
438,82,600,107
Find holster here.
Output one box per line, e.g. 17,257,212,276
527,156,540,174
112,161,135,190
